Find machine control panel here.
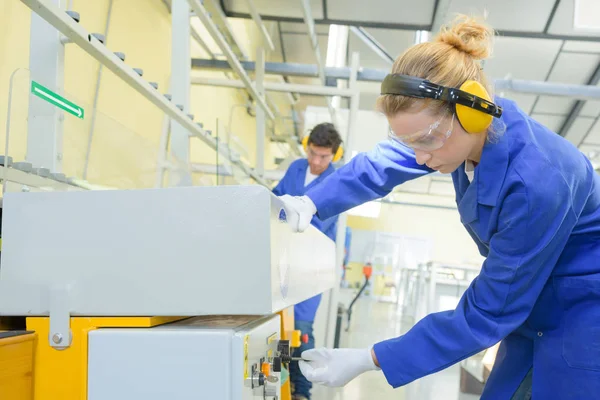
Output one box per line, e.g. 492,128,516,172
87,315,282,400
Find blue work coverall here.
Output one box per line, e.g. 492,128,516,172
273,158,339,398
305,97,600,399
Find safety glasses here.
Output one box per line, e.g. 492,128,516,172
388,113,455,152
307,146,334,162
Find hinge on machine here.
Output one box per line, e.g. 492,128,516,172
48,285,72,350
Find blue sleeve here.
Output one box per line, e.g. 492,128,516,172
309,214,338,242
373,168,578,387
272,161,298,196
306,141,433,220
272,177,286,196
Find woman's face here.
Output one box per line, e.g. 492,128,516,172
387,108,483,174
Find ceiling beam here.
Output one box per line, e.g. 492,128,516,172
557,61,600,137
220,8,600,43
496,30,600,42
349,26,394,65
430,0,451,35
543,0,561,33
245,0,275,51
221,12,431,31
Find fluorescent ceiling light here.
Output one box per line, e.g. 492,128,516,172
414,30,430,44
574,0,600,31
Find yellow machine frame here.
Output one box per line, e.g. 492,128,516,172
26,316,185,400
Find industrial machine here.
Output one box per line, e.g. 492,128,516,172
0,185,336,400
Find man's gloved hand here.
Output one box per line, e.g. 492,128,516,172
298,347,380,387
278,194,317,232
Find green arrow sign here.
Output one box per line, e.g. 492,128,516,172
30,81,84,119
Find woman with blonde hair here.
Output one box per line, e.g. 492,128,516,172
280,15,600,399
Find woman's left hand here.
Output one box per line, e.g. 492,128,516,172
298,347,380,387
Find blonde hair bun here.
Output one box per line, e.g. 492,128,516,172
435,15,494,60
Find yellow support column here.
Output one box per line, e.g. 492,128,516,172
26,316,185,400
278,307,295,400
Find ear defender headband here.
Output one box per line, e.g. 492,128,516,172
302,135,344,162
381,74,503,134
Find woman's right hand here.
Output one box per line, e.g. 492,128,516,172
278,195,317,232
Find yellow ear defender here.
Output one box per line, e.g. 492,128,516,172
380,74,502,134
302,135,344,163
455,80,495,134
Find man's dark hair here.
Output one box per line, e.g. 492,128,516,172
307,123,343,154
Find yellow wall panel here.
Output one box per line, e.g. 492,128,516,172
0,3,290,188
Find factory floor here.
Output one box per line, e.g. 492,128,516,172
311,287,481,400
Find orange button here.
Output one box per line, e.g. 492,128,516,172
261,362,270,377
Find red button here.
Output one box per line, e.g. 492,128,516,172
301,333,309,344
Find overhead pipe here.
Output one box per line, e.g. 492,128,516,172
193,59,600,100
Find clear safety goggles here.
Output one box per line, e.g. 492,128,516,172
388,113,455,152
307,146,334,162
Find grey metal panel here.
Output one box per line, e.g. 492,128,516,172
327,0,435,25
563,41,600,53
348,28,414,69
485,37,562,82
446,0,555,32
534,96,577,115
579,99,600,116
584,119,600,144
223,0,324,19
563,117,596,146
280,21,330,34
530,113,567,132
0,186,336,316
281,32,328,65
88,315,280,400
548,53,600,83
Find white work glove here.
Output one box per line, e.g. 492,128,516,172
298,347,380,387
278,194,317,232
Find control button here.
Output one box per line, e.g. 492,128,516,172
261,362,270,377
302,333,309,344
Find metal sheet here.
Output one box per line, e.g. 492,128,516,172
446,0,555,32
327,0,434,25
0,186,336,316
88,315,280,400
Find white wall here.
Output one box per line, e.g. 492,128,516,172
348,196,485,267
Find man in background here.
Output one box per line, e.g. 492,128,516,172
273,122,342,400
